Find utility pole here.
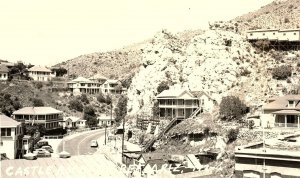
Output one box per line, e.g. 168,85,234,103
104,124,107,145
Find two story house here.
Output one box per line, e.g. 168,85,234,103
156,89,216,120
28,66,52,81
260,95,300,128
0,114,23,159
0,65,9,81
67,76,102,95
12,107,63,130
101,80,126,94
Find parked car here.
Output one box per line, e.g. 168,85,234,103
24,152,37,160
41,145,54,153
36,140,49,148
33,148,51,157
59,151,71,158
90,140,98,147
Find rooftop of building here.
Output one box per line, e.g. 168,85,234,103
97,114,115,121
0,114,21,128
28,66,52,72
263,95,300,110
156,89,197,99
68,76,98,83
63,116,85,122
235,132,300,159
12,107,63,115
0,64,9,73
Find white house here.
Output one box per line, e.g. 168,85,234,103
260,95,300,128
28,66,52,81
97,114,114,127
67,77,102,95
101,79,126,94
0,64,9,80
89,74,107,84
63,116,86,129
0,114,23,159
12,107,63,130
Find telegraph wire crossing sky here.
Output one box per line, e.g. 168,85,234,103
0,0,274,66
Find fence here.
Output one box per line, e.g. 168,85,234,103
43,127,102,139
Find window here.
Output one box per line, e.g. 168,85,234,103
283,33,286,36
263,33,265,36
294,33,296,35
1,128,12,136
250,33,253,36
288,100,294,108
273,32,276,35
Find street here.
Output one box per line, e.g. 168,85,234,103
57,129,106,155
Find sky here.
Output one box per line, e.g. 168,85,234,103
0,0,274,66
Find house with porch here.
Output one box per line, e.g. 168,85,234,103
28,66,52,81
63,116,86,129
0,114,23,159
97,114,114,127
156,89,215,120
67,76,102,95
0,65,9,81
101,79,126,94
12,107,63,130
260,95,300,128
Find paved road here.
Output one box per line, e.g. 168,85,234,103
57,130,105,156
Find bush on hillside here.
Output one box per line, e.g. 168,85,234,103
97,92,112,105
152,100,160,118
227,128,239,144
32,98,44,107
0,93,22,116
79,94,89,104
157,81,170,94
68,99,83,112
219,96,247,121
272,65,292,80
35,82,43,89
254,40,270,51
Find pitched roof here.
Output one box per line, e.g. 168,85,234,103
263,95,300,110
0,65,9,72
63,116,81,122
157,89,196,99
191,91,214,100
0,114,21,128
28,66,51,72
139,153,168,162
105,79,119,84
12,107,63,115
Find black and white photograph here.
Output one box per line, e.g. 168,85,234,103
0,0,300,177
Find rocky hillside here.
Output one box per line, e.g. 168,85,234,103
211,0,300,33
126,29,300,116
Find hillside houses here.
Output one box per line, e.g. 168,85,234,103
101,79,126,94
0,65,9,81
28,66,54,81
67,77,102,95
246,29,300,42
156,89,216,120
0,114,23,159
260,95,300,128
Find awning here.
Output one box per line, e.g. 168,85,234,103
272,110,300,115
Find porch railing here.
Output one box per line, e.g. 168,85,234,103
274,123,299,128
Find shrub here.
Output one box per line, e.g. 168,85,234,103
157,81,169,94
248,120,255,129
219,96,247,121
80,94,89,104
254,40,270,51
152,100,160,118
83,105,97,127
32,98,44,107
284,17,290,23
68,99,83,112
35,82,43,89
272,65,292,80
227,128,239,144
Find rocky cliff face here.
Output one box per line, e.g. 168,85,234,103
127,29,300,116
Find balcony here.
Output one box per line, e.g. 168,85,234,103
158,104,198,108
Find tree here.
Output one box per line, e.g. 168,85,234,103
83,105,97,127
219,96,247,121
80,94,89,104
32,98,44,107
114,95,128,123
8,62,30,80
152,100,160,118
35,82,43,89
97,92,111,104
68,99,83,112
272,65,292,80
254,40,270,51
0,93,22,116
53,67,68,77
157,81,170,94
